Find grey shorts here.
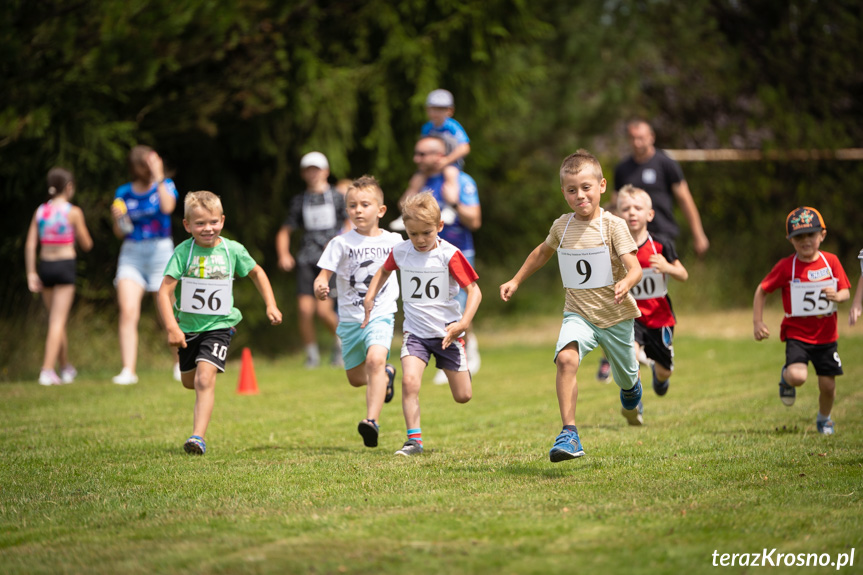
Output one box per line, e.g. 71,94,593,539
400,331,469,372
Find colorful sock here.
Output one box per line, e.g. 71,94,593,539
563,425,577,433
407,428,422,446
817,412,831,423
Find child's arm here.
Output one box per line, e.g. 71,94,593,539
648,253,688,282
275,225,295,271
441,165,460,206
70,206,93,252
752,285,770,341
443,281,481,349
147,151,177,215
314,269,334,301
361,266,394,328
850,277,863,326
436,143,471,172
500,243,555,302
402,173,425,204
157,276,187,348
24,212,42,293
247,265,283,325
615,252,643,304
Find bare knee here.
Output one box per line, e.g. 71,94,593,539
453,388,472,403
785,363,807,386
655,364,673,381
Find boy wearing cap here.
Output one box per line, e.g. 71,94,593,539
276,152,347,368
753,207,851,435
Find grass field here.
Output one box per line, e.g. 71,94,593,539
2,310,862,574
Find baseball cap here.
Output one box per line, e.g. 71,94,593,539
299,151,329,170
785,206,826,238
426,89,454,108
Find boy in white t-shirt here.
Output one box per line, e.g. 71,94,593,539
315,176,403,448
363,192,481,456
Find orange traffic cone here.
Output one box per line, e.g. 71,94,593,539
236,347,259,395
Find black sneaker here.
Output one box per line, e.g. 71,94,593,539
384,364,396,404
779,368,795,406
596,357,611,383
651,363,669,396
358,419,379,447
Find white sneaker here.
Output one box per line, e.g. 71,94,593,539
433,369,448,385
466,332,481,375
39,369,62,386
389,216,406,232
112,368,138,385
60,365,78,384
173,362,182,382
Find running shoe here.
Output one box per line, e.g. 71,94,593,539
60,365,78,384
651,363,669,396
549,428,585,462
384,364,396,403
620,379,643,411
621,400,644,426
433,369,448,385
778,368,795,406
596,357,611,383
38,369,62,386
183,435,206,455
395,439,423,456
112,368,138,385
817,418,835,435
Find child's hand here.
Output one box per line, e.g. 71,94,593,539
648,253,671,273
147,151,165,182
278,253,296,272
613,280,631,304
499,280,519,302
442,321,465,349
822,286,838,301
361,296,375,328
850,304,862,326
27,272,43,293
167,326,187,348
267,305,282,325
753,321,770,341
313,280,330,301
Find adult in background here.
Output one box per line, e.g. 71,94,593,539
110,146,179,385
276,152,346,368
400,135,482,382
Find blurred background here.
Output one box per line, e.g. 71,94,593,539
2,0,862,379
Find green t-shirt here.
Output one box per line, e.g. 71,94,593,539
164,237,258,333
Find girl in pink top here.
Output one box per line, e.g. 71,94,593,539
25,167,93,385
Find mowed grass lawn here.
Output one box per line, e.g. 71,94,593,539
2,311,862,575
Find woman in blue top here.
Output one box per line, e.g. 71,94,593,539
109,145,179,385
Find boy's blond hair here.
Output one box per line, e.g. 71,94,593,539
346,175,384,205
402,192,441,227
617,184,653,209
559,149,603,186
184,191,223,219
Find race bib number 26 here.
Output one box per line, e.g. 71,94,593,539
402,267,448,302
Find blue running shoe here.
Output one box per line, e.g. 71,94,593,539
778,368,795,406
651,364,669,396
184,435,206,455
817,418,834,435
621,400,644,426
620,379,643,411
549,428,585,462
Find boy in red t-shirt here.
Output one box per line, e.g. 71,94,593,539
753,207,851,435
618,185,688,397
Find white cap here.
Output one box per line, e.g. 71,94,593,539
300,151,329,170
426,89,454,108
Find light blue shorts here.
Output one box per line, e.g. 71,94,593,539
115,237,174,292
336,315,395,370
554,312,638,390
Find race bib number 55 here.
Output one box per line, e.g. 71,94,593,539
789,279,837,317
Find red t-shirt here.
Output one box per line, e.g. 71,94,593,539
760,251,850,344
634,235,677,328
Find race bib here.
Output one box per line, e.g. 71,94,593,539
180,277,233,315
402,267,448,302
558,246,614,289
303,202,336,231
631,267,668,300
789,279,837,317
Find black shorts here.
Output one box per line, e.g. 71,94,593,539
178,328,235,373
785,339,843,377
296,261,335,296
38,259,76,287
634,322,674,371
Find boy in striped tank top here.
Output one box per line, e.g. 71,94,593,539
500,150,644,462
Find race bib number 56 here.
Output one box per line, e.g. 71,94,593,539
180,277,232,315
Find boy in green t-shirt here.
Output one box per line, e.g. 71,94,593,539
157,191,282,455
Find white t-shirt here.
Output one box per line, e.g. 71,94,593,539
317,229,402,323
384,238,479,339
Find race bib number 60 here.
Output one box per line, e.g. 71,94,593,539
402,267,448,302
789,279,837,317
180,277,232,315
631,268,668,300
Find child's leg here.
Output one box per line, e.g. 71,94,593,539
445,370,473,403
817,375,836,417
314,296,339,335
191,362,219,439
783,362,808,386
116,278,145,372
401,355,426,431
41,285,75,371
364,344,390,421
555,343,580,426
297,294,318,347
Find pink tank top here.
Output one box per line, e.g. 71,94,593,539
37,201,75,245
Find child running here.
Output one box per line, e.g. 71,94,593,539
157,191,282,454
500,149,643,463
363,192,481,456
314,176,403,448
753,207,850,435
617,184,688,396
849,249,863,326
25,167,93,385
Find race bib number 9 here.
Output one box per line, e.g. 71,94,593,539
789,279,837,317
558,247,614,289
631,268,668,300
180,277,233,315
402,267,448,302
